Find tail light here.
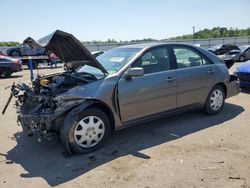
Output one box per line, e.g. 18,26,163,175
11,60,22,65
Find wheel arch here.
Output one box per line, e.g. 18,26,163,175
10,49,21,55
86,100,115,131
215,82,227,98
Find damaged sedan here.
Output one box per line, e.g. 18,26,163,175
2,30,240,155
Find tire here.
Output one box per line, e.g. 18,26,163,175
10,50,21,57
239,55,245,62
203,85,225,115
61,107,111,154
0,68,11,78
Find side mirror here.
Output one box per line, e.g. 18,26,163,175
125,67,144,78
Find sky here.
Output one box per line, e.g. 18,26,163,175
0,0,250,42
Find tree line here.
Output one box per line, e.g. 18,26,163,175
0,41,20,47
171,27,250,40
82,38,156,44
0,27,249,46
83,27,250,43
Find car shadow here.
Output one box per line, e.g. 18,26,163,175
2,103,244,186
0,75,23,79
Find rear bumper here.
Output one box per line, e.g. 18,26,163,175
225,75,240,98
10,64,22,72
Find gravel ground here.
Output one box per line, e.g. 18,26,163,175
0,64,250,188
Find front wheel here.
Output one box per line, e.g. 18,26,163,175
61,107,111,154
204,85,225,115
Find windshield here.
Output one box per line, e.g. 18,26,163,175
78,48,141,75
239,46,248,52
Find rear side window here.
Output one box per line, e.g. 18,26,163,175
173,47,212,69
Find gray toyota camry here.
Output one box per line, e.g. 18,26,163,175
3,30,240,155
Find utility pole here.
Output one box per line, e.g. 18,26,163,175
192,26,196,44
192,26,195,39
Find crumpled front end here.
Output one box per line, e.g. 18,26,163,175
14,82,86,139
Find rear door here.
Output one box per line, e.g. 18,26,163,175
172,45,218,108
118,46,177,123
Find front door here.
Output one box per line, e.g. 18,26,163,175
118,46,177,123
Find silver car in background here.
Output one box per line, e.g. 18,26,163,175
5,30,240,155
223,45,250,62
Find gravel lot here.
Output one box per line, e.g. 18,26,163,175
0,64,250,188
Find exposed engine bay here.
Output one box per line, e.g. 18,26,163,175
35,71,97,96
2,71,98,139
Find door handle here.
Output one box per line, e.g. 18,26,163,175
166,77,175,82
208,69,215,74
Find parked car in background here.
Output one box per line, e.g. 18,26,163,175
0,49,3,55
0,55,22,78
223,45,250,62
6,30,239,155
235,60,250,88
208,44,240,55
239,45,250,61
6,44,47,57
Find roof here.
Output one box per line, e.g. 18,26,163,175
116,42,194,49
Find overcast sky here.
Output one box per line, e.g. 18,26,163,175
1,0,250,42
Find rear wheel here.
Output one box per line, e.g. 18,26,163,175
61,107,111,154
0,68,11,78
204,85,225,115
239,55,245,62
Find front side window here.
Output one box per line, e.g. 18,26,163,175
133,47,171,74
174,47,212,69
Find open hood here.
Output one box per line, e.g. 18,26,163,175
23,30,108,74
